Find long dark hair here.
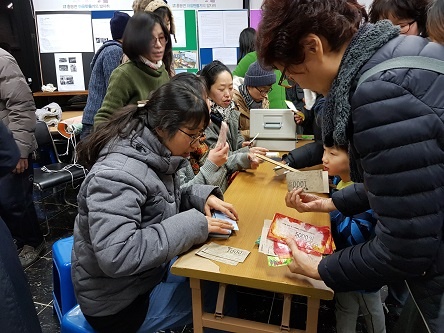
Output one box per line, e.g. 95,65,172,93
77,74,210,168
122,12,173,76
238,27,256,63
257,0,367,68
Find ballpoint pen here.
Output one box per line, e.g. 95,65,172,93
249,132,259,147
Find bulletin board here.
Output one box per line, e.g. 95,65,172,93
35,12,95,91
172,10,199,73
32,0,245,88
197,9,248,68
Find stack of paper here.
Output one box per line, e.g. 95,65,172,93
196,243,250,266
258,213,335,266
208,211,239,239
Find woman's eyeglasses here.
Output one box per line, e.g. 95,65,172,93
151,35,168,47
278,68,295,89
255,87,273,97
178,129,205,146
399,20,416,34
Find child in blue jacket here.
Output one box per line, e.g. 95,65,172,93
323,144,386,333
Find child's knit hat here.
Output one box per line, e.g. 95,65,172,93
244,61,276,87
110,11,130,40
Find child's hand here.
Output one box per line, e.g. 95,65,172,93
285,188,336,213
249,146,269,155
204,195,238,220
208,142,229,167
206,216,234,235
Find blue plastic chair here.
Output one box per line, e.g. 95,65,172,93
61,305,95,333
52,236,77,322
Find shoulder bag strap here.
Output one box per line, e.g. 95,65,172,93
357,56,444,88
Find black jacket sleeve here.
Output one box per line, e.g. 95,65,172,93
331,183,370,216
0,122,20,176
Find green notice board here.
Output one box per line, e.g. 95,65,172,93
172,10,198,73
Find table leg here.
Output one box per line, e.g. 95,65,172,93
281,294,293,331
190,278,204,333
305,297,320,333
215,283,227,319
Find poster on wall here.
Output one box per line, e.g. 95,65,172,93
173,51,198,70
54,53,85,91
91,11,132,52
37,14,94,53
169,0,243,10
32,0,133,11
198,10,248,48
171,10,186,48
212,48,237,65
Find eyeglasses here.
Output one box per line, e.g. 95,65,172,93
278,68,294,88
255,86,273,97
151,35,168,47
178,128,205,146
399,20,416,34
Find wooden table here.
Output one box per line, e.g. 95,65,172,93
171,151,333,333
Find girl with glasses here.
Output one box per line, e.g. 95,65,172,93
232,61,276,140
257,0,444,332
73,75,237,333
94,12,170,125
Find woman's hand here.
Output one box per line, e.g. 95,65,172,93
249,146,269,155
208,142,229,167
206,216,234,235
204,195,238,221
247,153,260,169
285,237,322,280
294,113,304,124
285,188,336,213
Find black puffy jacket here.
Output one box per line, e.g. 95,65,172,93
318,35,444,330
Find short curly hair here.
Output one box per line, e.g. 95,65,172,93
256,0,367,68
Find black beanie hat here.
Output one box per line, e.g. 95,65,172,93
244,61,276,87
110,11,130,40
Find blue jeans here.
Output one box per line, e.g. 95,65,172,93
137,259,238,332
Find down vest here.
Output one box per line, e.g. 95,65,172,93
72,125,219,317
318,36,444,330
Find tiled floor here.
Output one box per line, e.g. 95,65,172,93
25,186,398,333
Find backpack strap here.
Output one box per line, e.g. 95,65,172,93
357,56,444,88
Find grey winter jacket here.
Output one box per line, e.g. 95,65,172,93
72,125,220,317
204,107,251,173
178,152,250,192
0,48,37,157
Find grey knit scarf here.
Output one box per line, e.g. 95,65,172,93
322,21,399,148
239,84,254,108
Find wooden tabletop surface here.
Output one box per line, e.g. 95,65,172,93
172,148,333,300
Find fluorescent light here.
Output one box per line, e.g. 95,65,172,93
7,3,13,9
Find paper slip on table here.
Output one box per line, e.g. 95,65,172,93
171,150,333,333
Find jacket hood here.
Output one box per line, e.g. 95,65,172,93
91,40,122,69
98,124,186,175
